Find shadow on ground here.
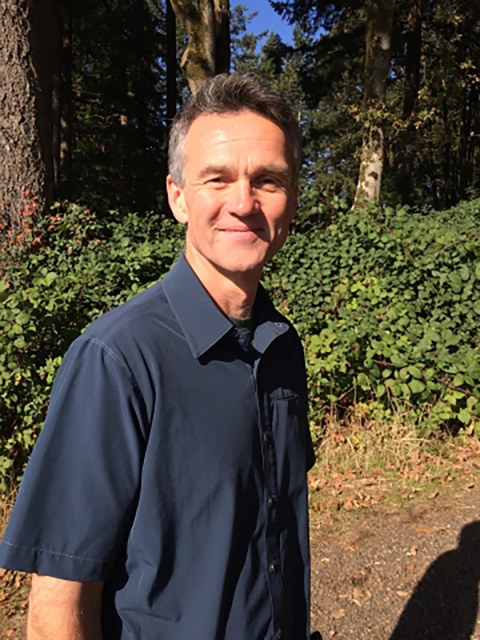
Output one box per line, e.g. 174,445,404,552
390,520,480,640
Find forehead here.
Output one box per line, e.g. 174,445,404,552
183,110,290,168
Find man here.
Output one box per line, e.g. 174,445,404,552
0,73,315,640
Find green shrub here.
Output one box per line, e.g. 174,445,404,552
2,197,480,489
0,204,183,486
264,199,480,436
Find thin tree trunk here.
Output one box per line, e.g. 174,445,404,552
169,0,230,94
0,0,59,232
213,0,230,74
352,0,395,210
134,0,148,214
166,0,177,122
59,8,72,201
396,0,422,204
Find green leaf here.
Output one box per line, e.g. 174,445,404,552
376,384,386,397
467,396,477,410
356,373,370,391
390,353,405,367
408,365,422,379
13,337,26,349
44,272,57,286
409,379,425,394
15,312,30,325
453,373,464,387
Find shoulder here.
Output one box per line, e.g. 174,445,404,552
82,280,171,346
56,279,179,395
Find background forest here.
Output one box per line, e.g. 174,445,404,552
1,0,480,486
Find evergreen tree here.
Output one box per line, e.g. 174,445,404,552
269,0,480,211
72,0,167,214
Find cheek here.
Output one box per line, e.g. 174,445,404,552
186,193,224,223
269,204,294,233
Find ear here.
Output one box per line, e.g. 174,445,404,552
166,175,188,224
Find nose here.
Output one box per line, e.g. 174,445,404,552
226,180,258,216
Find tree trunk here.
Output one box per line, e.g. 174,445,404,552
396,0,422,204
166,0,177,122
352,0,395,210
0,0,60,232
169,0,230,94
58,8,72,201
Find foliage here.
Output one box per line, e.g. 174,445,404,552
0,203,184,487
1,195,480,489
230,5,267,74
266,0,480,211
264,197,480,436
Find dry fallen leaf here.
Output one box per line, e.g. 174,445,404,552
353,587,362,600
413,524,437,535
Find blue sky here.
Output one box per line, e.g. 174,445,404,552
232,0,294,44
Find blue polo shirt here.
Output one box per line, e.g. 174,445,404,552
0,254,314,640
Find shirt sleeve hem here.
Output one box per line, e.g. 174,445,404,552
0,540,108,582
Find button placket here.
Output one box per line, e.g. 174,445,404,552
262,400,284,635
254,342,287,639
268,494,277,509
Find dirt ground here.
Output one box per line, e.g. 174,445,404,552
310,483,480,640
1,484,479,639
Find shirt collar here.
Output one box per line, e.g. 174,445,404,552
162,253,290,358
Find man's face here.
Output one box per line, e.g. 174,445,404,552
167,110,297,285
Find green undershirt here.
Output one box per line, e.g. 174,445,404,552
228,315,254,355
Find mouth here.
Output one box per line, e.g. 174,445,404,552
220,227,262,234
220,228,263,242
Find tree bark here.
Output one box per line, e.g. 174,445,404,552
169,0,230,94
352,0,395,210
0,0,60,232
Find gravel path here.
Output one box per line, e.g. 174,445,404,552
310,484,480,640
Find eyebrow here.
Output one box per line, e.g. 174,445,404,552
197,164,292,181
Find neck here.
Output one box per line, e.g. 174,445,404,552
184,250,260,319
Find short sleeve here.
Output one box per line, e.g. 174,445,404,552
0,336,147,581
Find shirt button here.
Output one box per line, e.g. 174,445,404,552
270,561,278,574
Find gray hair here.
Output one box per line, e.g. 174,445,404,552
168,73,302,186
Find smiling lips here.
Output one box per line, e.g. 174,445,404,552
219,226,262,235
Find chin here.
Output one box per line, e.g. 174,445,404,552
217,258,266,277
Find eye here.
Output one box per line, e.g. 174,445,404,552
255,176,282,190
207,176,227,186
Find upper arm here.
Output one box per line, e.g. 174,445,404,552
0,337,147,581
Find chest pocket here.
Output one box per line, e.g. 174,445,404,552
269,389,312,497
